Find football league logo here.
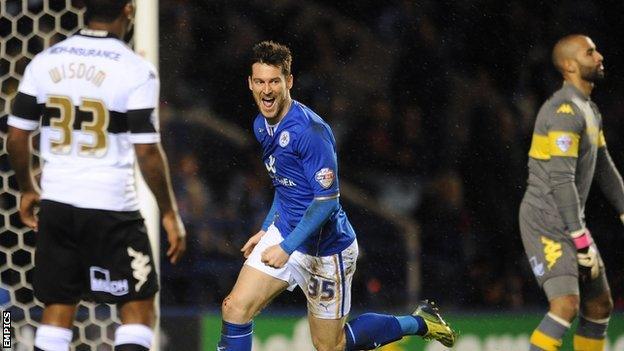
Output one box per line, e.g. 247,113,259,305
279,131,290,147
556,135,572,153
315,168,335,189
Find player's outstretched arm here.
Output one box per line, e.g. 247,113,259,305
134,143,186,264
7,126,40,231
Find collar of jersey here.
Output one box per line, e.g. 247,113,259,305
263,100,297,137
562,82,590,101
77,29,118,39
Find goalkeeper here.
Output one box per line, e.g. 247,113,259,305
519,34,624,351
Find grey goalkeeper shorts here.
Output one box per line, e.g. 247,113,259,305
518,200,609,301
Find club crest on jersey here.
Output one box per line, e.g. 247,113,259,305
315,168,335,189
556,135,572,152
279,131,290,147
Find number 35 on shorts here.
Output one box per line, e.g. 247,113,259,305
307,276,335,300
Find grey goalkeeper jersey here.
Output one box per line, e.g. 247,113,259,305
523,83,624,232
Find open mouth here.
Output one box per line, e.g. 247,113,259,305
262,97,276,109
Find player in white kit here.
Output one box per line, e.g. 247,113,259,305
7,1,186,350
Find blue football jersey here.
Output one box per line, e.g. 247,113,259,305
253,100,356,256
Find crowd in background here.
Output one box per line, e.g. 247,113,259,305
154,0,624,311
3,0,624,313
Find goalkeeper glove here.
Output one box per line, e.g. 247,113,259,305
570,228,599,280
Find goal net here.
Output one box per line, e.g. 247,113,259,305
1,1,158,349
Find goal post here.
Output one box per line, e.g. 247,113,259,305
0,0,161,349
133,0,161,349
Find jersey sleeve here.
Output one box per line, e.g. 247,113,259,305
7,62,42,131
126,63,160,144
546,102,584,158
543,101,586,232
595,134,624,214
297,124,340,198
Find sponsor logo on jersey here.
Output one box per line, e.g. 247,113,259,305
90,267,129,296
529,256,545,277
279,130,290,147
315,168,335,189
265,155,277,175
128,247,152,292
541,236,562,270
49,46,121,61
556,103,574,115
556,135,573,152
264,155,296,186
276,177,297,187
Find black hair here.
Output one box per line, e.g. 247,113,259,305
85,0,131,23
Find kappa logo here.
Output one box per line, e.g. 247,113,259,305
315,168,335,189
541,236,562,270
279,130,290,147
556,103,574,115
556,135,573,152
127,247,151,292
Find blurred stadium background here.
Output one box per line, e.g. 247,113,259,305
2,0,624,350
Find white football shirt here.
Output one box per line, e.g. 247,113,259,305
8,29,160,211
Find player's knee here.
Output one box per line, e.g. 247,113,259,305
118,299,156,327
221,295,254,322
550,295,580,321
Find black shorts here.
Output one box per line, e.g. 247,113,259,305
34,200,159,305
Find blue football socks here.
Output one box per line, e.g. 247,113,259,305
217,321,253,351
345,313,424,350
396,315,427,335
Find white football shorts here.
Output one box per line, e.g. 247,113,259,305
245,224,358,319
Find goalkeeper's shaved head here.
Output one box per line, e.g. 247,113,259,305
552,34,587,74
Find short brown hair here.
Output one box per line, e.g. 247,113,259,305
250,41,292,76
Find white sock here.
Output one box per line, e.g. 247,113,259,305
114,324,154,348
35,325,72,351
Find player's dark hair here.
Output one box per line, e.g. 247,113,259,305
251,41,292,76
85,0,130,23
